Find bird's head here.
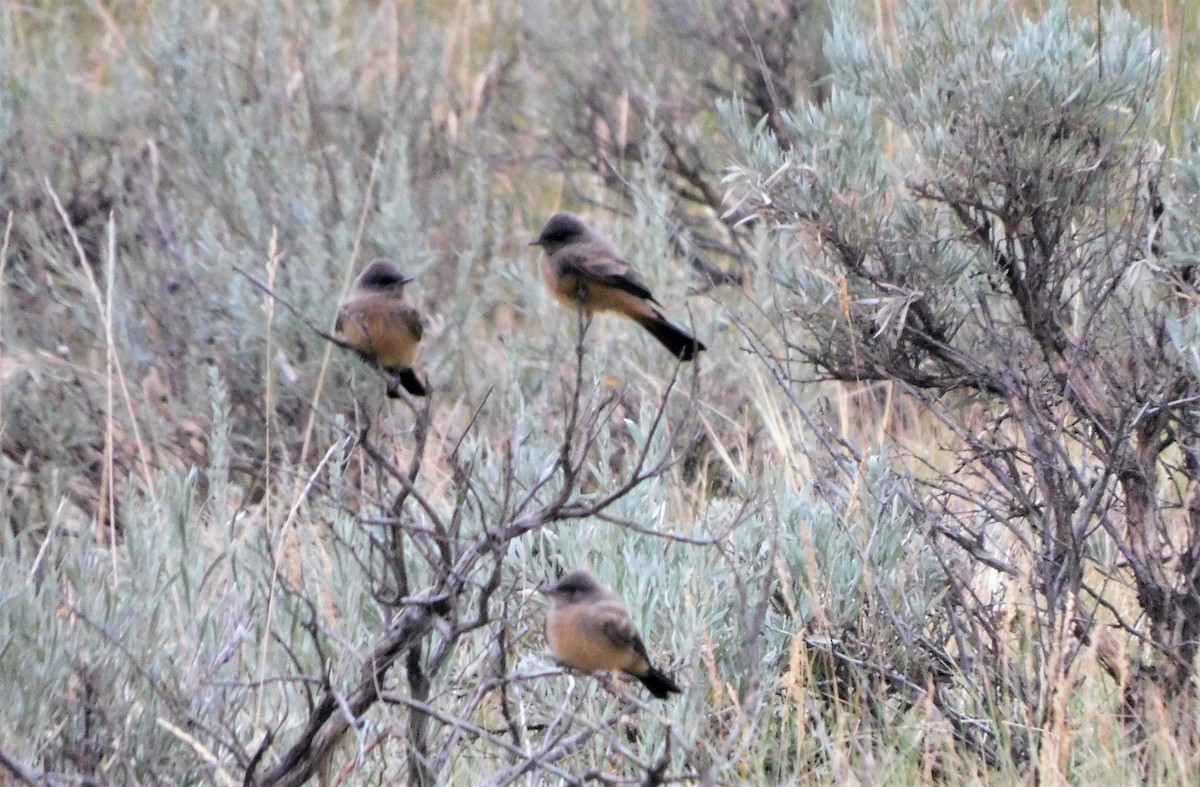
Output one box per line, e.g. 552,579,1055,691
355,259,412,293
530,212,590,253
542,569,601,603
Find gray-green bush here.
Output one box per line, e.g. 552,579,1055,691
2,0,1198,785
727,0,1200,778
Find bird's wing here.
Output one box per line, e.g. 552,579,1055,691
558,244,657,303
397,304,424,341
335,301,368,347
600,615,652,664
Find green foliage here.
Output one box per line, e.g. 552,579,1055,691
726,0,1200,780
2,0,1199,784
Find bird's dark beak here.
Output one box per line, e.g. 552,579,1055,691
529,238,543,247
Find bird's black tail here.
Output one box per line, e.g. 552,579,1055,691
387,368,427,398
634,314,706,361
635,667,682,700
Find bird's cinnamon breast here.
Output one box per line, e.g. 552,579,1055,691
338,298,420,370
547,604,643,674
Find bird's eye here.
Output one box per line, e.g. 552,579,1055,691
366,272,404,287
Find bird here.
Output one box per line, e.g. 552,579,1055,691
543,569,682,700
335,259,427,397
531,212,706,361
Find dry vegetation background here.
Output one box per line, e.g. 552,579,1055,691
3,0,1200,784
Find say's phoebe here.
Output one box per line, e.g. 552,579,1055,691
336,259,427,397
543,569,682,700
531,213,707,361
